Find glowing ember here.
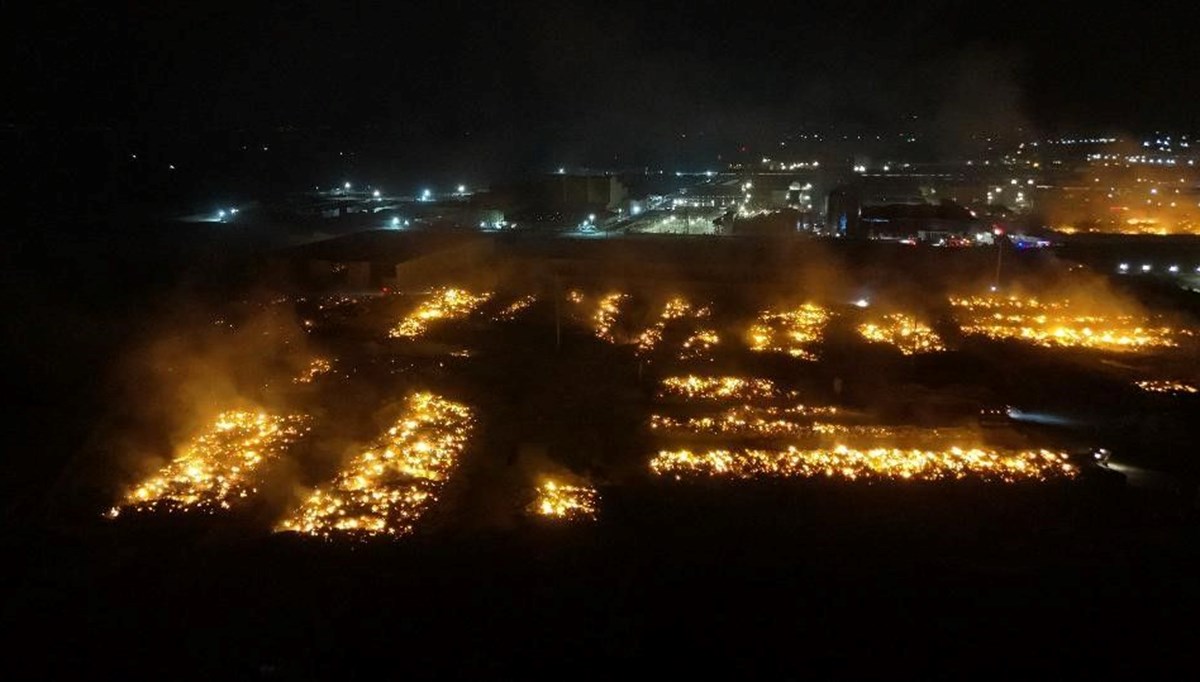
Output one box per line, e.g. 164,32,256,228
650,409,852,437
277,392,473,538
659,375,778,400
679,329,720,360
858,314,945,355
949,294,1178,351
747,303,832,360
389,288,492,338
636,297,710,353
566,289,585,305
494,295,537,321
1135,379,1198,394
294,358,332,384
593,292,627,342
651,445,1076,482
110,411,310,516
531,479,599,520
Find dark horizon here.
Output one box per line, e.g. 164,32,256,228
9,2,1200,147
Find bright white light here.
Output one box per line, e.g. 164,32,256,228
457,184,466,193
1118,263,1129,271
391,217,400,228
373,189,381,198
588,213,596,222
989,285,999,292
854,299,869,308
344,182,352,190
230,208,238,215
631,205,642,216
421,189,432,200
706,170,714,177
1142,264,1152,272
218,210,226,219
558,168,565,174
1169,265,1179,273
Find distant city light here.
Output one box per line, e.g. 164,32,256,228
344,182,352,190
373,189,381,198
631,205,642,216
1168,265,1179,273
457,184,466,193
588,213,596,222
854,299,870,308
558,167,565,174
1142,264,1152,272
391,217,400,228
1118,263,1129,272
218,210,226,219
421,188,432,201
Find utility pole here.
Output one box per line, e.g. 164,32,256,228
993,227,1005,289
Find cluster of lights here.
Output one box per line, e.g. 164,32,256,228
650,445,1076,483
530,479,598,520
293,358,332,384
949,295,1179,351
593,293,628,343
277,392,473,538
1134,380,1198,395
636,297,710,354
747,303,832,360
109,411,310,516
857,314,946,355
649,405,843,437
388,288,492,339
493,295,537,321
679,329,720,360
659,375,778,401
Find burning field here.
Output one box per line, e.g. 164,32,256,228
747,303,832,360
110,411,310,516
857,313,946,355
949,293,1180,351
277,392,473,538
650,446,1076,482
389,287,492,339
530,479,599,521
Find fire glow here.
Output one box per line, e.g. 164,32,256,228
949,294,1178,351
747,303,832,360
109,411,310,516
858,314,945,355
277,392,473,538
388,288,492,339
651,445,1076,482
531,479,599,520
659,375,779,401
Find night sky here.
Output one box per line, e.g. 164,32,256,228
7,1,1200,165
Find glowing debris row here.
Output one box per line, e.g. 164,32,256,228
650,445,1076,482
111,411,310,516
949,294,1177,351
857,314,946,355
493,294,537,321
293,358,332,384
659,375,778,400
747,303,832,360
389,288,492,338
636,297,710,354
679,329,720,360
593,293,627,342
531,479,599,520
277,392,473,538
1135,379,1198,394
